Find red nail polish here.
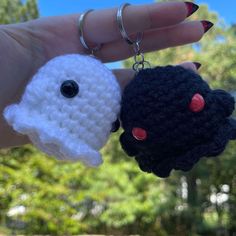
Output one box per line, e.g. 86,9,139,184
193,62,202,70
201,21,214,33
185,2,199,17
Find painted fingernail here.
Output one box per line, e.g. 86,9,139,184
201,21,214,33
193,62,202,70
185,2,199,17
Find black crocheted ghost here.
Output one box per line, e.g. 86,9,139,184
120,66,236,178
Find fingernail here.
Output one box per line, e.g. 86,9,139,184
185,2,199,17
193,62,202,70
201,21,214,33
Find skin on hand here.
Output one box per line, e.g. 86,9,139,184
0,1,208,148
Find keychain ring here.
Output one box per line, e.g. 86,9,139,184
117,3,143,45
117,3,150,72
78,10,102,54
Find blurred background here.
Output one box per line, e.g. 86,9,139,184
0,0,236,235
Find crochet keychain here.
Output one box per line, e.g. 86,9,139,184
4,54,121,166
117,4,236,178
3,10,122,167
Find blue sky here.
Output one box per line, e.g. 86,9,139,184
37,0,236,69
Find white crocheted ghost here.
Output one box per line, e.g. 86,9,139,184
4,54,121,167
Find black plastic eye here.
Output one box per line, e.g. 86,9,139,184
111,119,120,133
60,80,79,98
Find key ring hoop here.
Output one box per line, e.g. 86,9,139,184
78,10,102,55
116,3,143,45
117,3,151,72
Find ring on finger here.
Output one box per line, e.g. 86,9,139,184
78,10,102,54
116,3,143,45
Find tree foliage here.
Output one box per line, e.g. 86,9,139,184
0,0,38,24
0,0,236,235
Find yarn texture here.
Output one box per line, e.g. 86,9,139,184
120,66,236,178
4,54,121,166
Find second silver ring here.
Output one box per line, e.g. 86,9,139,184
117,3,143,45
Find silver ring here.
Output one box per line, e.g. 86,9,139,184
117,3,143,45
78,10,102,54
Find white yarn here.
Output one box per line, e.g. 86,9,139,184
4,54,121,167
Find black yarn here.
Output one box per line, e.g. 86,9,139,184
120,66,236,178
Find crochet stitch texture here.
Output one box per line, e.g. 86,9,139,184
4,54,121,166
120,66,236,178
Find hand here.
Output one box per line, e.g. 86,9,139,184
0,1,212,148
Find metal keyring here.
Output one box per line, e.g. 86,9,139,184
78,10,102,54
117,3,143,45
117,3,150,72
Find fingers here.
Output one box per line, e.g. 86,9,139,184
113,68,135,90
30,1,199,60
178,62,201,72
113,62,201,90
83,1,194,44
97,21,206,62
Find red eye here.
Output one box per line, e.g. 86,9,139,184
189,93,205,112
132,127,147,141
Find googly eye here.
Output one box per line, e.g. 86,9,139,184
189,93,205,112
132,127,147,141
60,80,79,98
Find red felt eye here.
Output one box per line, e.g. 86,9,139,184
132,127,147,141
189,93,205,112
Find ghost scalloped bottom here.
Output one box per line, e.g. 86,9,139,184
120,66,236,178
4,54,121,166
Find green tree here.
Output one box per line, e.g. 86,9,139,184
0,0,38,24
